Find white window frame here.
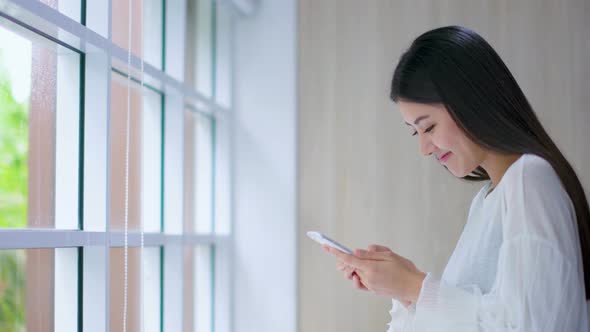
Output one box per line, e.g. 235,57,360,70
0,0,257,331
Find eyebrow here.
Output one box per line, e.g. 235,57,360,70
404,115,430,126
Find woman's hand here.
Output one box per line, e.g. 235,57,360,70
336,258,368,291
323,244,426,304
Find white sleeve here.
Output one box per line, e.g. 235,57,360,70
409,156,589,331
386,300,416,332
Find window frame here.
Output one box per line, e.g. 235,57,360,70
0,0,247,331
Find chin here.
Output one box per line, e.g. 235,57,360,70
450,168,466,178
447,164,470,178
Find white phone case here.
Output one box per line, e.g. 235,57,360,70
306,231,353,254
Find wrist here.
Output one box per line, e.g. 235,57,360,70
407,271,426,303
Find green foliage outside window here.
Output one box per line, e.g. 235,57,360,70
0,49,28,331
0,52,28,229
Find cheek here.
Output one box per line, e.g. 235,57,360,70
448,135,483,176
433,124,459,150
436,125,479,175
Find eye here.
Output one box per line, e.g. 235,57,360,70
411,124,435,137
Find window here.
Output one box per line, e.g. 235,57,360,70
0,0,240,330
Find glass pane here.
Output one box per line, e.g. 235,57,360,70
215,2,232,108
0,22,80,229
109,246,162,332
112,0,164,70
184,111,213,234
183,245,194,332
109,73,163,231
38,0,82,23
184,109,194,233
193,245,213,332
0,248,78,332
186,0,214,97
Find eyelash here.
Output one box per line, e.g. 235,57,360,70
412,124,435,136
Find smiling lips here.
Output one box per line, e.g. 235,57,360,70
438,152,452,163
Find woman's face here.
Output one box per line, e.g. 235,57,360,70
398,101,486,177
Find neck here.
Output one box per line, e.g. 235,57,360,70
480,152,523,190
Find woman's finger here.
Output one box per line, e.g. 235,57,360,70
345,266,355,280
354,249,392,261
353,274,368,291
342,268,353,280
324,246,368,270
367,244,392,252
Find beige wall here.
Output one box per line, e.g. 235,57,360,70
298,1,590,331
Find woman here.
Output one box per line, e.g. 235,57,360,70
323,26,590,331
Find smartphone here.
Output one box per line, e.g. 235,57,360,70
307,231,353,255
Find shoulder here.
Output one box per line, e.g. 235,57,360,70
503,154,562,194
521,154,557,178
500,154,578,253
513,154,563,193
500,153,573,224
501,153,574,222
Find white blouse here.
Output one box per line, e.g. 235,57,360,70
387,154,590,331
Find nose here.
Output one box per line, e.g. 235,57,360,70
418,133,436,157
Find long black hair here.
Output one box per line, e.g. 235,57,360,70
390,25,590,300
